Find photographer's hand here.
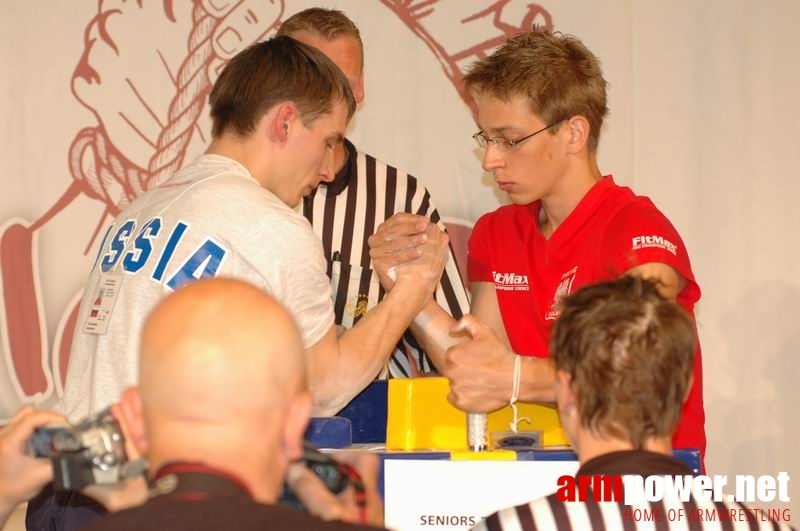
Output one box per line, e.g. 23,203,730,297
0,406,65,526
81,404,148,512
286,451,383,526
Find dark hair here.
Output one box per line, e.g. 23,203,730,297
209,36,356,138
550,276,696,447
463,26,609,151
277,8,363,67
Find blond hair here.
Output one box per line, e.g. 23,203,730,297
278,8,363,67
464,26,608,151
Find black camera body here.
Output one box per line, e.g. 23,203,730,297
29,410,348,502
278,441,350,511
29,408,128,491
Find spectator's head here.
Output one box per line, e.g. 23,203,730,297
549,276,696,457
278,8,365,104
119,278,312,504
209,35,355,137
463,26,608,153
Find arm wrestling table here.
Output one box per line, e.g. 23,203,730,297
305,379,701,531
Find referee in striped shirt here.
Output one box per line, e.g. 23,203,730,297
474,276,794,531
278,9,469,379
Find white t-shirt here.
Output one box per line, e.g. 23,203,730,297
60,154,334,421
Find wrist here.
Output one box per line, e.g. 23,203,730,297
492,351,516,395
390,276,434,312
513,356,557,403
411,298,439,327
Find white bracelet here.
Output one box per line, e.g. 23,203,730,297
509,354,531,433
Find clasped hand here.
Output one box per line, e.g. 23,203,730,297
368,213,450,296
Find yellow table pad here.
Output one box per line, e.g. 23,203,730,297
386,377,568,451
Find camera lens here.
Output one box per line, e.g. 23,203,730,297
54,430,81,451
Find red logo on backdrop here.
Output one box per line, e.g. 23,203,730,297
0,0,552,419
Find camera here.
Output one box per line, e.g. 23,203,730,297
278,441,351,511
28,410,348,503
28,408,135,491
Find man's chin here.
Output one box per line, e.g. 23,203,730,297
286,194,302,209
506,191,536,206
293,186,318,207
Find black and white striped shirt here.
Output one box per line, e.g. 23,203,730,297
473,451,796,531
302,139,469,378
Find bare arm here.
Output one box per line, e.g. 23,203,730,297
469,282,512,349
367,215,556,410
308,223,450,416
626,262,686,300
367,215,690,415
444,284,556,411
406,283,557,410
475,262,686,408
490,263,686,409
497,262,687,408
404,281,512,371
451,262,690,410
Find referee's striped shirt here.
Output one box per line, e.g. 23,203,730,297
302,139,470,378
473,451,795,531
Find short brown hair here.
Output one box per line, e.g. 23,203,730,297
550,276,696,448
277,8,364,67
209,36,356,138
463,26,608,151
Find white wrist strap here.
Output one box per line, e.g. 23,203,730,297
509,354,531,433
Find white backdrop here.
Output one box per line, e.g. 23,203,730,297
1,0,797,519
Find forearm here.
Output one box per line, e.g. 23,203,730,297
463,347,557,407
406,240,471,372
444,318,557,412
408,299,464,372
448,355,555,413
516,356,557,404
310,284,431,415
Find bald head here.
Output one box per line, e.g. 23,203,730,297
127,279,311,501
139,278,306,421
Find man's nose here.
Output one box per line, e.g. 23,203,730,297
320,149,336,183
482,144,505,173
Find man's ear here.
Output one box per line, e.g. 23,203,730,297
683,374,695,405
563,115,590,154
555,369,578,414
354,68,365,104
251,103,298,151
272,102,300,142
119,387,148,455
282,391,313,462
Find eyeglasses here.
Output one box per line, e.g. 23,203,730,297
472,122,560,152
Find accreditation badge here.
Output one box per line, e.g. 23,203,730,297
82,273,123,335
